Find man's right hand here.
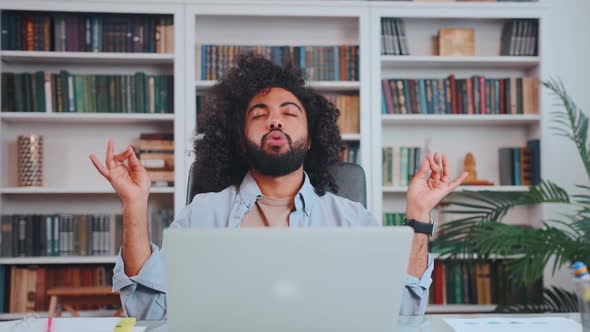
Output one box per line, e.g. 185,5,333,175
89,139,152,204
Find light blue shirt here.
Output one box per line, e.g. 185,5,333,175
112,171,434,320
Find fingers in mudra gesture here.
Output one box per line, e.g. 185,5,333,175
406,152,469,217
89,139,152,203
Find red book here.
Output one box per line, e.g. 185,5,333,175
433,260,446,304
409,80,419,114
449,75,458,114
499,79,506,114
479,76,486,115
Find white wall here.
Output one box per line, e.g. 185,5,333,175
542,0,590,289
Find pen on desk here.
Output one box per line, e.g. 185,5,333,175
46,316,53,332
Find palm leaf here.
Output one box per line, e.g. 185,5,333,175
543,78,590,179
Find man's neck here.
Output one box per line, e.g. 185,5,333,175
250,167,305,199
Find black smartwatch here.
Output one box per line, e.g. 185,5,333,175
403,218,435,236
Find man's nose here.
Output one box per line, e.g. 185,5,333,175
267,118,283,130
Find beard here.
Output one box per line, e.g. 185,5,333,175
245,130,308,177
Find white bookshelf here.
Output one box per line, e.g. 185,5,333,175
0,0,185,293
370,1,547,314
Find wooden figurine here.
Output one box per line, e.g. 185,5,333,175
461,153,494,186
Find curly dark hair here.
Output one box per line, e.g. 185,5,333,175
194,54,345,196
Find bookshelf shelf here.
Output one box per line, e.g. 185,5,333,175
0,51,174,65
0,112,175,124
381,55,540,70
0,187,174,194
341,133,361,141
381,114,541,126
195,80,360,92
383,185,530,193
426,304,497,314
0,256,117,265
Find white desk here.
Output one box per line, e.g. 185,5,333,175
137,313,582,332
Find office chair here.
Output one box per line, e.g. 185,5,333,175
186,162,367,208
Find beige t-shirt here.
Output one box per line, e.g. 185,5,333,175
241,195,295,228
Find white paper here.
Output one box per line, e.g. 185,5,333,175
444,317,582,332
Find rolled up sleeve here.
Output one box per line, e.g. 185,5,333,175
113,243,167,320
400,253,434,315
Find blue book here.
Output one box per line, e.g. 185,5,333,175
403,80,412,114
201,45,206,80
0,265,4,313
299,47,306,79
419,80,427,115
333,46,340,81
513,147,521,185
432,79,440,114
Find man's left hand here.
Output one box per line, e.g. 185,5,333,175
405,152,469,221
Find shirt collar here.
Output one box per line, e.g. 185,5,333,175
238,170,316,215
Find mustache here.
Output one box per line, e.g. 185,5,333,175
260,129,293,147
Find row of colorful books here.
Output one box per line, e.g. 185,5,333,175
429,259,543,306
382,146,422,187
197,44,359,81
499,139,541,186
0,210,174,258
1,71,174,114
501,19,538,56
380,17,409,56
381,76,539,115
0,265,114,313
1,11,173,53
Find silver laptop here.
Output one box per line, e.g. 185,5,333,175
163,227,414,332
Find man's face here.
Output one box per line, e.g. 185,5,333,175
244,87,309,177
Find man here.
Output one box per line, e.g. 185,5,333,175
90,54,468,320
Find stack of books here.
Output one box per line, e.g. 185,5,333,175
498,139,540,186
501,19,538,56
380,17,409,56
138,133,174,187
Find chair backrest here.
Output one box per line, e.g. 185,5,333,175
186,162,367,208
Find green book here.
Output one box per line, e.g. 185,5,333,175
35,71,45,113
14,74,24,112
23,73,32,112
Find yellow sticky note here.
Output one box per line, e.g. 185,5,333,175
114,317,136,332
